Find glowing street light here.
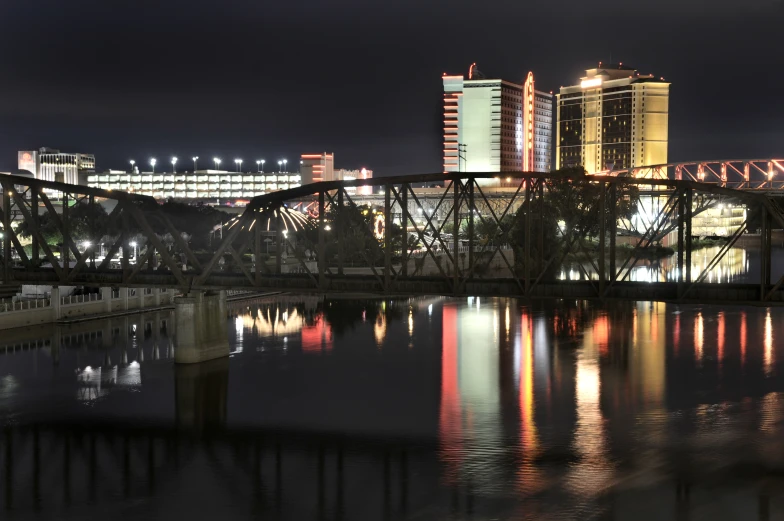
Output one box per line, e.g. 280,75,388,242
277,160,282,173
129,159,135,173
234,159,242,172
149,158,157,173
261,159,265,173
213,157,221,170
256,160,261,172
129,241,138,261
282,159,288,172
171,156,178,173
192,156,199,172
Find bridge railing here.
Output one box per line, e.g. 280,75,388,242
3,170,784,302
0,298,51,314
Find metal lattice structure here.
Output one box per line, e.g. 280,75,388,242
2,171,784,303
615,158,784,190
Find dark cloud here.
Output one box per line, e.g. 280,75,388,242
0,0,782,174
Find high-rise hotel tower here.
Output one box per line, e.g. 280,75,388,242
442,65,553,175
556,63,670,173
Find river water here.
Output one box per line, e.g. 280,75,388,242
1,290,784,518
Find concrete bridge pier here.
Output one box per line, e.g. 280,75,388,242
173,291,229,364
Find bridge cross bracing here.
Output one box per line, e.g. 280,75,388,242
1,166,784,304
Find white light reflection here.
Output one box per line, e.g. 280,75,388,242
566,319,612,495
234,315,244,353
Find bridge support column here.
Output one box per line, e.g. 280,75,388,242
51,286,61,320
173,291,229,364
101,287,113,312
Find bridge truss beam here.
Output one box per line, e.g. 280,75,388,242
2,172,784,303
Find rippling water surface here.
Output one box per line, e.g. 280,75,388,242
1,294,784,520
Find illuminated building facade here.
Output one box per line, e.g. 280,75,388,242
18,148,96,185
442,66,553,174
334,168,373,195
300,153,373,193
86,170,301,200
556,63,670,173
300,153,334,185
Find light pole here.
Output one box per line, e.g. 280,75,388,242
234,159,242,172
192,156,199,172
256,160,261,173
261,159,265,173
130,241,138,262
129,159,135,173
214,157,221,170
277,160,282,173
283,159,288,172
150,158,156,173
171,156,177,173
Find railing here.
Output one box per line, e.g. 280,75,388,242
226,289,257,297
60,293,103,306
0,299,51,313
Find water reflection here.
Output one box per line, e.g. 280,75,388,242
0,297,783,518
560,245,755,283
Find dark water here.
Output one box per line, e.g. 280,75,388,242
1,295,784,519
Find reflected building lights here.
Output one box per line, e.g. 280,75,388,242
439,305,462,483
674,313,680,356
568,323,611,493
234,315,244,353
695,312,704,366
235,305,332,353
764,309,774,376
374,314,387,346
519,313,537,456
741,311,748,368
717,312,725,374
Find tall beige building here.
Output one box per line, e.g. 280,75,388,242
556,63,669,173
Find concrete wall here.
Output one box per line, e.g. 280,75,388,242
0,287,175,330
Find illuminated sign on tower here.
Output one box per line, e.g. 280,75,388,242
522,72,535,172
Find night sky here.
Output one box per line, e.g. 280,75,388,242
0,0,782,175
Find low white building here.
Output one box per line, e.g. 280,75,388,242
86,170,301,200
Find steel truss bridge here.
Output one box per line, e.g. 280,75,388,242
2,169,784,304
614,158,784,191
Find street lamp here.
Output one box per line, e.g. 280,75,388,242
256,160,261,173
130,241,138,262
192,156,199,172
235,159,242,172
277,160,282,173
213,157,221,170
282,159,288,172
129,159,135,173
261,159,265,173
171,156,178,173
150,158,156,173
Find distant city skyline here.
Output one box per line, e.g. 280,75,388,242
0,1,782,175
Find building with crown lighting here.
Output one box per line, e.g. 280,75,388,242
442,66,553,175
556,63,670,173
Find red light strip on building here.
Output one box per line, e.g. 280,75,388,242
522,72,535,172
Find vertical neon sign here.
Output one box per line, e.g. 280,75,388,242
523,72,535,172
